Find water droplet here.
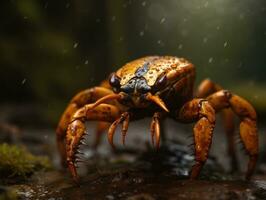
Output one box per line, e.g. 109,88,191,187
21,78,27,85
203,37,208,43
84,60,89,65
208,57,213,63
73,43,78,48
204,1,209,8
160,17,166,24
157,40,161,44
139,31,144,37
142,1,146,7
178,44,183,50
224,42,228,47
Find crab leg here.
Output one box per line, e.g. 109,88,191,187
150,112,162,150
66,103,121,182
93,122,111,148
56,87,113,166
207,90,258,180
178,99,216,179
196,79,237,171
108,112,130,149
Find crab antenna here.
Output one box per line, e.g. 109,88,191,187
87,93,123,110
146,93,169,112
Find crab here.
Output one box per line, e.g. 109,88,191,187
56,56,258,182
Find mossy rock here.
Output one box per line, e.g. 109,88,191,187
0,143,52,180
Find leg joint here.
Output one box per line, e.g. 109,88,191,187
199,100,216,124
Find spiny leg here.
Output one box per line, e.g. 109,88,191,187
66,103,121,182
56,87,113,166
207,90,258,180
196,79,237,171
178,99,216,179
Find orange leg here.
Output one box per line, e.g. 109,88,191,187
178,99,216,179
196,79,237,171
107,112,130,149
150,112,163,150
92,121,111,149
207,90,258,180
66,103,121,182
56,87,113,166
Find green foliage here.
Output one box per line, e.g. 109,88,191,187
0,144,52,179
0,187,17,200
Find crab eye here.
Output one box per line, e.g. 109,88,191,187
109,73,121,88
153,74,167,91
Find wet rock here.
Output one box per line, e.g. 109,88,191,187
126,193,155,200
4,140,263,200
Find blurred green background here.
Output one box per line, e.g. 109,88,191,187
1,0,266,124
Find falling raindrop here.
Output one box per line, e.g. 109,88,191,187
178,44,183,50
73,43,78,48
160,18,166,24
203,37,208,43
224,42,228,47
139,31,144,37
208,57,213,63
84,60,89,65
142,1,146,7
21,78,27,85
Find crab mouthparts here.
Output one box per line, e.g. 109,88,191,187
86,92,169,113
146,93,169,112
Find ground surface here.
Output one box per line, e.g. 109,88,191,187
6,142,266,200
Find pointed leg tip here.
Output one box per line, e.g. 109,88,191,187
68,161,80,183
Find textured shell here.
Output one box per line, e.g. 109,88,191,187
117,56,192,86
